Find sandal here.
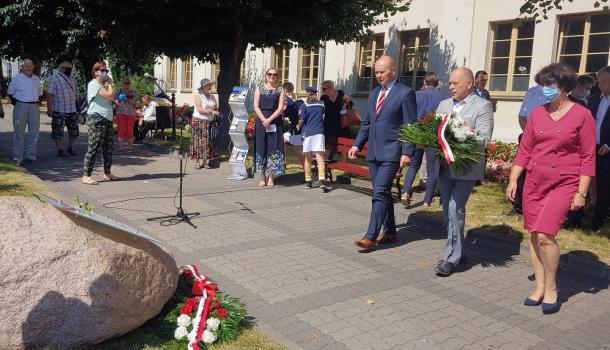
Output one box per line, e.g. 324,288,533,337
103,174,121,181
82,176,98,185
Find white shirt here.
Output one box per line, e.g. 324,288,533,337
452,97,468,116
142,101,157,122
376,79,397,106
7,73,42,102
596,94,610,145
192,91,218,120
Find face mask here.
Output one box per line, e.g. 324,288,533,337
96,70,108,79
62,68,72,76
542,85,560,101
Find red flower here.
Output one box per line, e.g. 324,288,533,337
180,304,193,316
214,299,221,310
216,308,228,319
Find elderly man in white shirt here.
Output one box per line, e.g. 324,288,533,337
135,95,157,143
7,59,42,164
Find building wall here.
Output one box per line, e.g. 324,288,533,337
154,0,608,142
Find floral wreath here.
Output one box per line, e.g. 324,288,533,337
173,265,245,348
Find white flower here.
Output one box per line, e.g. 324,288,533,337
177,314,192,327
202,329,218,344
206,317,221,331
174,326,189,340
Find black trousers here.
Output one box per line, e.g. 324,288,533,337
595,150,610,226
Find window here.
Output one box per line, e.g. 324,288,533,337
181,57,193,92
167,58,177,91
488,20,535,94
299,48,319,93
357,34,384,92
557,13,610,74
273,47,290,84
398,29,430,89
211,60,220,92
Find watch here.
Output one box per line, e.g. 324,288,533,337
578,191,587,199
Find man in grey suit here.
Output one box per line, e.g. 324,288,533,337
349,55,417,249
435,67,494,276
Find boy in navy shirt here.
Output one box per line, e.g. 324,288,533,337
297,87,330,192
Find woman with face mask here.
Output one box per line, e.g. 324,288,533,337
82,61,119,185
506,63,596,314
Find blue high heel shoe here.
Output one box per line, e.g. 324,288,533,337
523,297,542,306
541,290,560,314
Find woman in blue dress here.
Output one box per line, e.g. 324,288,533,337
253,68,286,186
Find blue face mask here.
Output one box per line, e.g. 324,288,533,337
542,85,560,101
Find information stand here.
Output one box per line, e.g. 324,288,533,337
227,87,249,180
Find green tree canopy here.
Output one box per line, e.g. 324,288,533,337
520,0,609,21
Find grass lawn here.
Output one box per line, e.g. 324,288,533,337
419,182,610,262
0,157,49,197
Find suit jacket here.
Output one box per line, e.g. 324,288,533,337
416,87,445,118
476,87,491,101
436,93,494,180
354,82,417,161
588,94,610,147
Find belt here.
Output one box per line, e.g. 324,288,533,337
17,100,38,104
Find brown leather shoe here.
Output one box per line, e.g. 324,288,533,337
355,237,377,249
400,193,411,208
377,233,397,244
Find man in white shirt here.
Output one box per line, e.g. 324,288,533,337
135,95,157,144
7,59,42,164
591,66,610,231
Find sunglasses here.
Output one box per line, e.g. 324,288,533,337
124,82,131,85
99,69,109,72
266,72,278,77
60,67,72,70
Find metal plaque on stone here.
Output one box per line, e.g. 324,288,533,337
35,193,164,245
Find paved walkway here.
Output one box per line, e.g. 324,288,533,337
2,104,610,350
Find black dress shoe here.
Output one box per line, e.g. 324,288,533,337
435,261,455,276
67,147,77,156
57,149,66,157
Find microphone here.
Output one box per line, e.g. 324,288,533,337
144,73,159,81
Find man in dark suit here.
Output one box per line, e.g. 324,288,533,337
349,55,417,249
401,71,444,207
590,66,610,232
475,70,497,113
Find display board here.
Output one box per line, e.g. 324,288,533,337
227,87,249,180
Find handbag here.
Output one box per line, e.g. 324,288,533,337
209,116,222,141
340,108,361,128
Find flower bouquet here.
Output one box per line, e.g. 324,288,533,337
399,112,483,174
171,265,246,349
485,141,518,183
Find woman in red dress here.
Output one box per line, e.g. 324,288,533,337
506,63,596,314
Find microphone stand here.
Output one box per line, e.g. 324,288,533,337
147,76,199,228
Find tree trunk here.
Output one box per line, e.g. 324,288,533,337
216,35,247,148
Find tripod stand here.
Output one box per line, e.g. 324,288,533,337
147,102,199,228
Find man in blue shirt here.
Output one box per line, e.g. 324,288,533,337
401,72,444,207
297,87,331,192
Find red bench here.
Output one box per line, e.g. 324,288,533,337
326,137,403,196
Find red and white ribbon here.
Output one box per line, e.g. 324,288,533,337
183,265,216,350
437,114,455,165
